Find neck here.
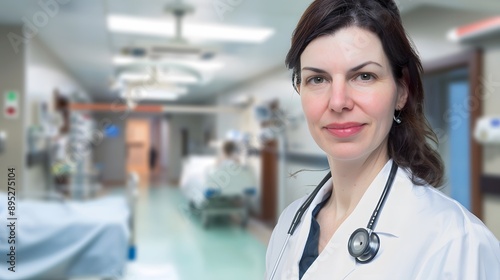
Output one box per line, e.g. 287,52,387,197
325,148,389,220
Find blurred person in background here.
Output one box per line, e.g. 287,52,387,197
149,145,158,172
217,140,240,167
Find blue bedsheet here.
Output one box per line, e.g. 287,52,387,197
0,193,130,280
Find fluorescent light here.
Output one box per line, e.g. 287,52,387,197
129,92,179,101
113,56,138,65
119,72,198,84
185,22,273,43
138,90,182,101
108,15,274,43
122,85,188,101
113,55,224,71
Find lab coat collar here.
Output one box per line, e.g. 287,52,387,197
285,159,406,280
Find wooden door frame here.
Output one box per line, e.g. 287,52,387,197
423,49,483,219
260,139,278,225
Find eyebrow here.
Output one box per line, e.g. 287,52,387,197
350,61,383,72
302,61,383,74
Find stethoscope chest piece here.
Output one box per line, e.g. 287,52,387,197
348,228,380,263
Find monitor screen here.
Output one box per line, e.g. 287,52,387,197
104,125,120,138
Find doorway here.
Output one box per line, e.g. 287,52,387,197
126,119,151,187
423,50,483,218
149,117,171,185
423,68,470,208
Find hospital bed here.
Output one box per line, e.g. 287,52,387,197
180,156,257,228
0,172,139,280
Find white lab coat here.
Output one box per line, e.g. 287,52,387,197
266,160,500,280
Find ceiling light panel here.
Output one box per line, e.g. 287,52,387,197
113,55,224,71
108,15,274,43
119,72,198,84
122,87,187,101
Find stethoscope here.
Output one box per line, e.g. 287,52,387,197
269,161,398,280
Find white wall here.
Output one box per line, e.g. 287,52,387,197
167,114,214,183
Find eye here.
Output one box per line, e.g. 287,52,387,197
306,76,326,85
356,73,375,81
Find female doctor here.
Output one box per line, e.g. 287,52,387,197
265,0,500,279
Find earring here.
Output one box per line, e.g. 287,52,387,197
393,110,402,124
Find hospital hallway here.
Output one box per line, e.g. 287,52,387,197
107,185,268,280
2,1,500,279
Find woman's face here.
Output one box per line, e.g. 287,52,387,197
298,26,407,162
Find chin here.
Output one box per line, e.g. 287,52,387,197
321,144,367,161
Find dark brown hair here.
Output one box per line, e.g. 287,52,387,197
285,0,444,187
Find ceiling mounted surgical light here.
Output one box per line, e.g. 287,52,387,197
109,0,268,101
116,66,190,102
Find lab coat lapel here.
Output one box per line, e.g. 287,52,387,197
301,219,357,279
280,178,334,280
367,166,410,238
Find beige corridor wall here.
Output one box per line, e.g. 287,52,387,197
0,25,25,193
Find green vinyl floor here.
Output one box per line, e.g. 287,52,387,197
127,186,267,280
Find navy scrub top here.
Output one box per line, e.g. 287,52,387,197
298,191,332,279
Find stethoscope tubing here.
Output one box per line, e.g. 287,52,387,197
288,171,332,235
269,171,331,280
366,161,398,230
269,172,332,280
269,234,291,280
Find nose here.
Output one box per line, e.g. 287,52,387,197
328,80,354,113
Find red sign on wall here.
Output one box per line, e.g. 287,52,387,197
4,91,19,119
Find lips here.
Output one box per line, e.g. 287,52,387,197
323,122,366,138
